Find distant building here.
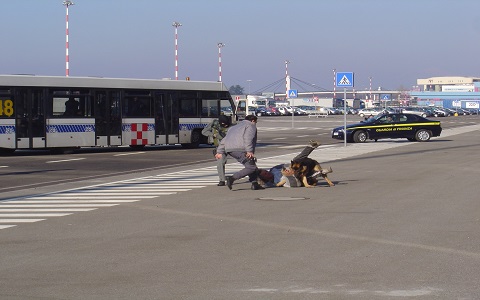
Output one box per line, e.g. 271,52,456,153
411,76,480,109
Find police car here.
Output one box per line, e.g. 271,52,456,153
331,113,442,143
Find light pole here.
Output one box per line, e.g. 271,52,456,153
246,79,252,95
217,43,225,82
285,60,290,99
172,21,182,80
369,76,373,105
63,0,74,77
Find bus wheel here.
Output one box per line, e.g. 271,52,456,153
181,130,201,149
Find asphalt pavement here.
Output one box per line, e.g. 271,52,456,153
1,123,480,299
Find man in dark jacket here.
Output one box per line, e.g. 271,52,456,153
215,115,263,190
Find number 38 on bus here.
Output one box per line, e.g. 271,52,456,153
0,75,236,154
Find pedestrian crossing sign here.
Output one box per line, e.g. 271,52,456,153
287,89,298,98
336,72,354,87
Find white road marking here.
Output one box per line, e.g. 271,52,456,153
0,225,16,229
0,213,73,217
0,204,117,208
8,200,138,203
113,152,146,156
0,219,45,223
46,158,86,163
0,208,97,212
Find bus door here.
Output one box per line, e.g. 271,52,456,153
154,92,179,144
94,91,122,146
15,88,46,149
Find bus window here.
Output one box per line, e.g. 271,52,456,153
123,90,151,117
51,89,92,117
179,98,197,117
201,99,219,117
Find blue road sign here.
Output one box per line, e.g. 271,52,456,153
336,72,354,87
287,89,298,98
380,94,391,100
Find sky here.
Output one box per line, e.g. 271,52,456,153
2,0,480,94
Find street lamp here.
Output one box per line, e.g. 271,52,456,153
246,79,252,95
217,43,225,82
172,21,182,80
63,0,74,77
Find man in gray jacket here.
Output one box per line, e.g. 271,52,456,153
214,115,264,190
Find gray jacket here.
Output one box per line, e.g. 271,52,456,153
216,120,257,154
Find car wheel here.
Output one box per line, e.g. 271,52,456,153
257,112,262,116
359,113,365,117
415,129,432,142
421,113,427,117
353,130,368,143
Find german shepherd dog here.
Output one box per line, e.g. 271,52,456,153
290,157,334,188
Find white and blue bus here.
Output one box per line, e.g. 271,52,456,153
0,75,235,153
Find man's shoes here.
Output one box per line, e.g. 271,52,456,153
225,176,234,190
308,140,321,148
217,181,225,186
251,182,265,190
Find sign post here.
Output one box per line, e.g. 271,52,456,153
335,72,354,147
287,89,298,128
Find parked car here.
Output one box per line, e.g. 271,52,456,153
400,107,430,118
277,106,291,115
331,113,442,143
254,107,279,116
432,107,450,117
357,108,384,117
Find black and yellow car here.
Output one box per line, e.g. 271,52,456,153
331,113,442,143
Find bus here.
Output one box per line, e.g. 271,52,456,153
0,75,235,153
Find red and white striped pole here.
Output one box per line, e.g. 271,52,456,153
285,60,290,98
63,1,74,77
217,43,225,82
333,68,336,100
172,22,182,80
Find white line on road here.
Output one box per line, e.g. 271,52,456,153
0,219,45,223
0,204,118,208
46,158,86,164
7,200,139,203
113,152,146,156
28,196,159,199
0,213,73,217
0,208,97,212
0,225,16,229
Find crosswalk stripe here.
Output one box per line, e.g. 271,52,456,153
0,208,97,212
0,225,16,229
8,200,138,203
0,219,45,223
0,204,117,208
60,192,186,195
0,213,73,217
28,196,160,199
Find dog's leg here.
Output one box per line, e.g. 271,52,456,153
322,174,335,187
302,176,315,188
